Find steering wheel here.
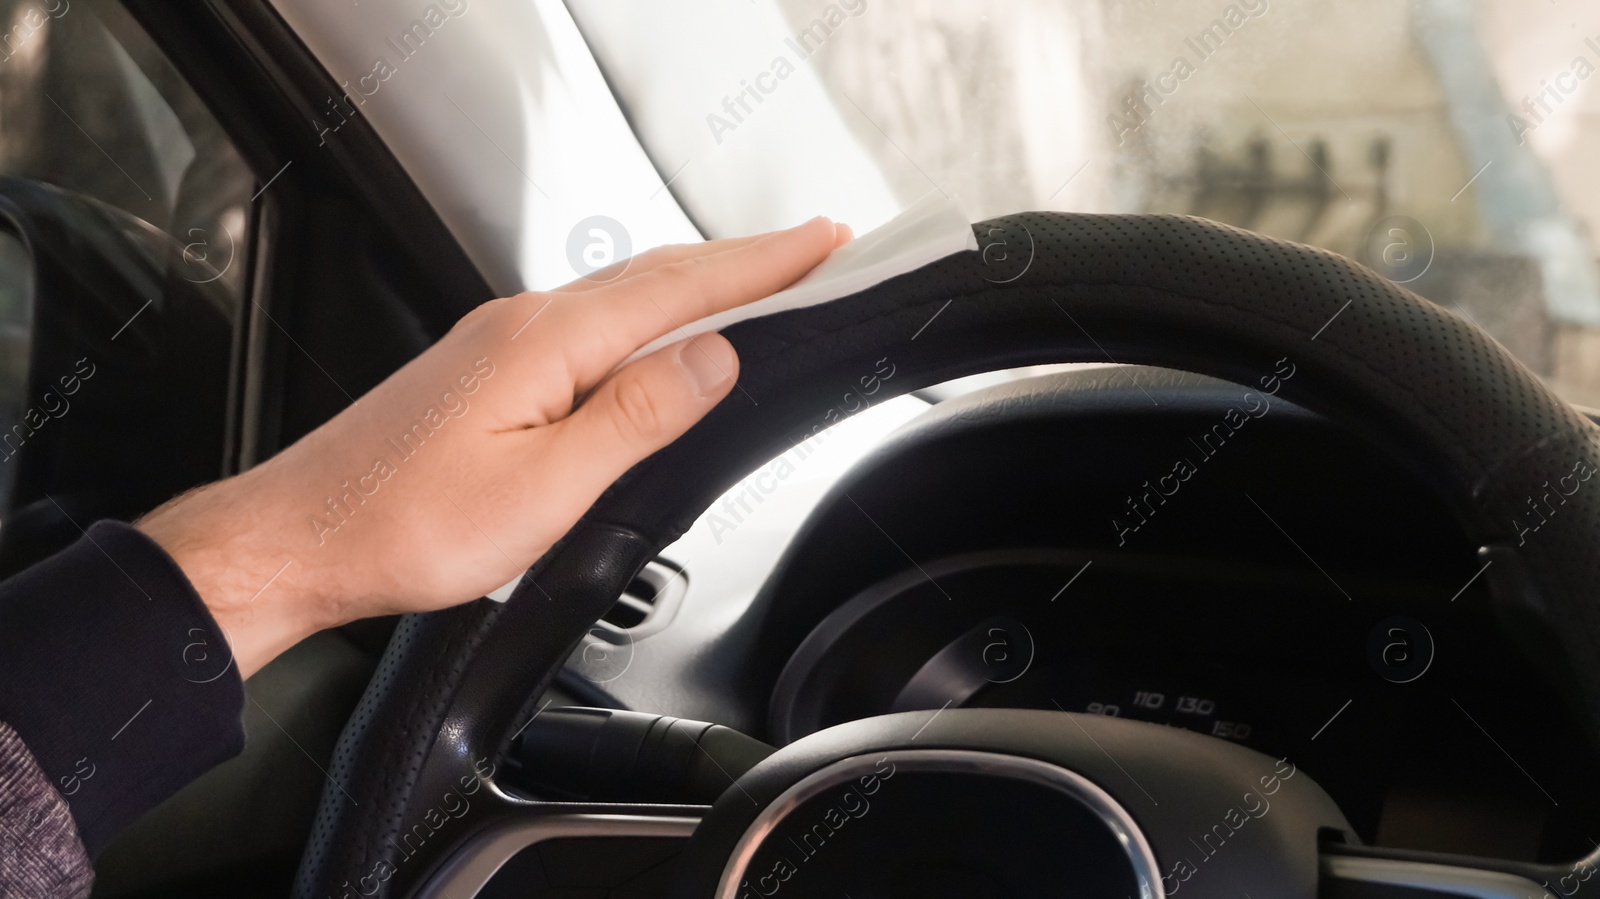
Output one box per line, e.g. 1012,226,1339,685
293,212,1600,899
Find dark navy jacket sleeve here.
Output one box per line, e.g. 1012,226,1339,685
0,520,245,859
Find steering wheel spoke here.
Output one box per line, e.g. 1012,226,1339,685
1322,845,1600,899
414,797,705,899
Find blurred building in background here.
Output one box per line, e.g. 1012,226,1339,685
780,0,1600,405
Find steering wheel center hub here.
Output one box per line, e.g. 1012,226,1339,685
715,748,1160,899
668,709,1349,899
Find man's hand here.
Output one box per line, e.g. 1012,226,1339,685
138,217,849,677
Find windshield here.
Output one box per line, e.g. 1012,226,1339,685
568,0,1600,406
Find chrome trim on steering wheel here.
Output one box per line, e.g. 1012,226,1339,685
416,810,703,899
1322,855,1557,899
713,749,1165,899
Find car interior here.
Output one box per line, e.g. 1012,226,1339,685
3,1,1600,898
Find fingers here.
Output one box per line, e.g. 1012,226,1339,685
584,216,841,362
553,234,768,293
474,217,846,426
555,221,852,294
533,333,738,505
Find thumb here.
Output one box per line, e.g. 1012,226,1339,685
545,333,739,492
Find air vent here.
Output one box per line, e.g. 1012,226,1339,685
593,557,685,639
565,559,687,688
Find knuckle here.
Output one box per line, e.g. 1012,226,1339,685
678,253,713,274
644,267,688,297
611,376,666,444
496,292,565,340
656,254,711,289
451,296,510,333
636,243,688,267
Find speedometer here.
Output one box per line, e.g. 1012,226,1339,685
766,551,1279,754
878,612,1261,745
1054,681,1259,745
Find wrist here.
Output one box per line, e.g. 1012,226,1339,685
136,468,326,678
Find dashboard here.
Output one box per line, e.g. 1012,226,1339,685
555,366,1600,865
763,547,1589,861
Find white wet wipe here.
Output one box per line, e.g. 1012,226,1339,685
621,191,978,366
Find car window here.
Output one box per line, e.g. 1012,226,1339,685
0,0,252,518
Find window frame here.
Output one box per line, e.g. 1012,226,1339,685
117,0,494,472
